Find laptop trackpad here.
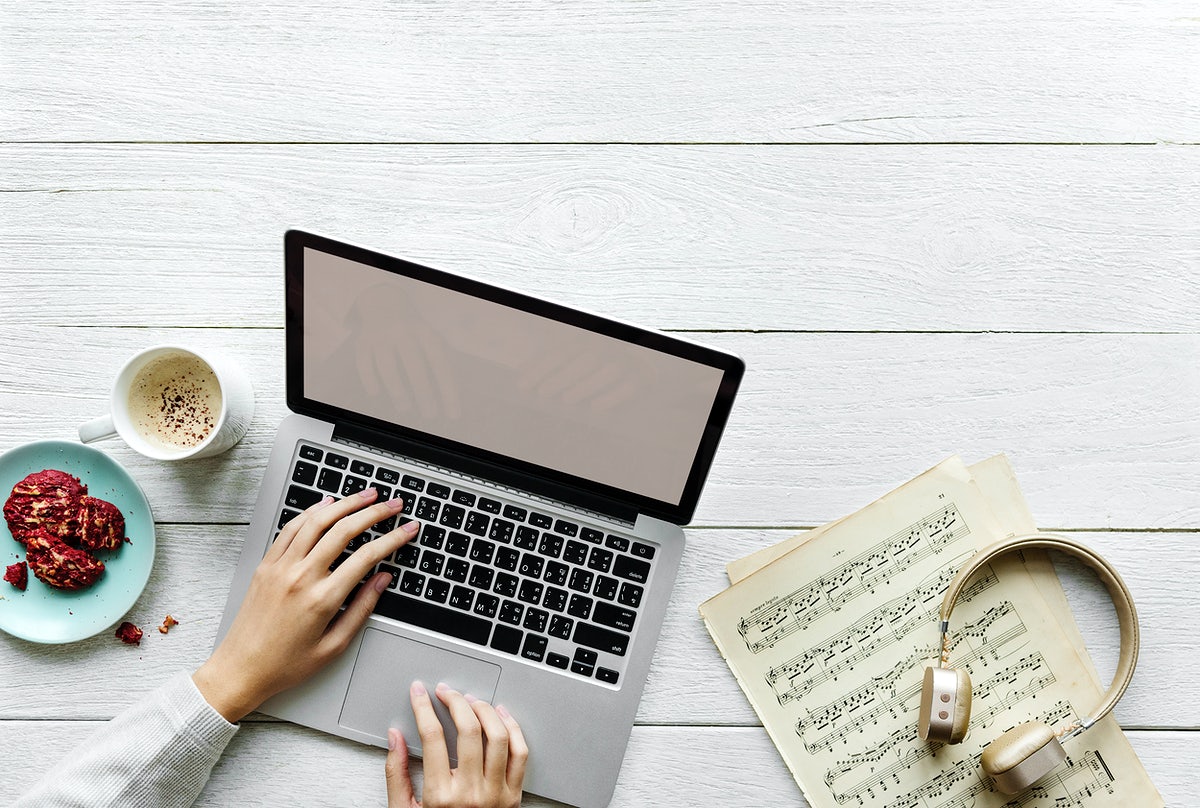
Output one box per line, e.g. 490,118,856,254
339,629,502,764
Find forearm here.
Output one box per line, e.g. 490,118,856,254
14,671,239,808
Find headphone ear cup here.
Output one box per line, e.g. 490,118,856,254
918,666,972,744
981,722,1067,794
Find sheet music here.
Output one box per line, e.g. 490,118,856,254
700,457,1161,807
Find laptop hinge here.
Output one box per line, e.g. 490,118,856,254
333,423,639,527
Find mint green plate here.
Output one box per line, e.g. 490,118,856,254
0,440,155,643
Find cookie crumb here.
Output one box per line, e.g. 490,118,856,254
4,561,27,591
158,614,179,634
115,621,143,645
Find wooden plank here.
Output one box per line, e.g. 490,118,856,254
2,524,1195,728
0,328,1196,527
4,145,1198,331
2,2,1197,143
0,721,1188,806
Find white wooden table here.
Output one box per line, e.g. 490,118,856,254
2,2,1197,805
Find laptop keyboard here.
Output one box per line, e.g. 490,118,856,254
274,442,659,687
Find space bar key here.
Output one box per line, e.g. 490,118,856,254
374,591,493,646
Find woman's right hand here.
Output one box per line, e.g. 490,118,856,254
385,681,528,808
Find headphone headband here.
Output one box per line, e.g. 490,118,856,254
938,532,1139,731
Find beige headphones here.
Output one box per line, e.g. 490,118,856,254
917,532,1140,795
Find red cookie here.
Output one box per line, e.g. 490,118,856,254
3,469,87,546
25,529,105,590
78,496,128,552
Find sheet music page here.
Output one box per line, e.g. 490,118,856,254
700,457,1161,807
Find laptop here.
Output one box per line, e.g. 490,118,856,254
216,230,744,807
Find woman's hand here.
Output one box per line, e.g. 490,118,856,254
385,681,528,808
192,488,419,722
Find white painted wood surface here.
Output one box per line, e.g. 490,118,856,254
2,1,1196,806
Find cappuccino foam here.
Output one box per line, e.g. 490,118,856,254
128,354,222,451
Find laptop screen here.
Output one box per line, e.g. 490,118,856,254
286,231,743,524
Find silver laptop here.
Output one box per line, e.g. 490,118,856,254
216,230,743,808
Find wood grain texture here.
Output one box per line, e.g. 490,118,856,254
2,721,1190,807
4,145,1199,331
1,1,1197,143
2,525,1195,729
1,327,1196,528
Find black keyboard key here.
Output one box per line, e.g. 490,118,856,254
581,528,604,544
371,483,393,502
495,547,521,572
523,608,549,632
543,587,568,612
394,544,420,568
613,555,651,584
488,519,514,544
376,467,401,485
593,602,636,633
439,504,465,529
548,615,574,640
469,539,496,565
563,540,589,566
547,652,569,669
446,532,471,557
278,508,301,530
330,551,353,572
631,542,656,559
518,554,545,579
474,593,500,619
518,580,544,605
618,582,644,608
341,476,368,497
567,594,593,620
326,453,349,469
347,532,372,551
521,634,547,662
529,512,553,529
494,572,519,598
452,489,477,507
400,571,425,596
469,565,495,591
573,648,598,666
587,547,614,573
375,591,490,645
299,445,323,462
399,498,415,515
538,533,564,559
376,514,397,534
574,622,630,656
401,474,425,492
445,558,470,583
378,563,403,588
568,568,594,593
427,482,451,499
421,525,446,549
499,600,524,625
571,660,594,676
351,460,374,476
449,585,475,611
596,667,620,684
544,561,569,587
490,624,522,654
605,535,630,552
292,461,318,486
478,497,502,514
286,485,323,510
419,551,445,577
594,575,619,601
464,511,490,536
514,526,539,550
503,504,528,521
425,578,450,604
554,519,579,537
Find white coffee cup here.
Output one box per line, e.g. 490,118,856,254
79,345,254,461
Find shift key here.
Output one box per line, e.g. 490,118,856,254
573,622,629,656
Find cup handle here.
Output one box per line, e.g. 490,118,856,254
79,413,117,444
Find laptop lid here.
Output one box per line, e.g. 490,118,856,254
284,230,744,525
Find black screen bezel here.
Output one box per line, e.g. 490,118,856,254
284,230,744,525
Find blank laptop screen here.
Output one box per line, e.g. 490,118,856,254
301,247,727,506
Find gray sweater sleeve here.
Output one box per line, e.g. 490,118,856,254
15,671,239,808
